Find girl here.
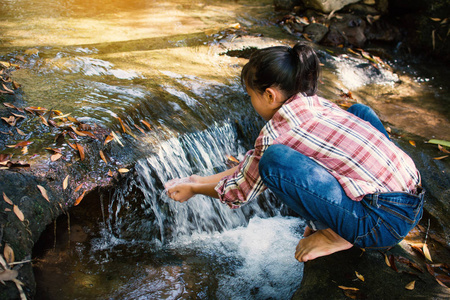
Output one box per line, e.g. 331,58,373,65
165,42,424,262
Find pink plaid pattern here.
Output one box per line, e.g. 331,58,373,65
216,94,420,208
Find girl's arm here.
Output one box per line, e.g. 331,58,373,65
165,165,239,202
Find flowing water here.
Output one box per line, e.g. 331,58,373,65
1,0,449,299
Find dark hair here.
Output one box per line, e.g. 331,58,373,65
241,42,320,97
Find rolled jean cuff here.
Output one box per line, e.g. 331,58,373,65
308,220,328,231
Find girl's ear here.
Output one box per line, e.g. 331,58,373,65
265,87,286,105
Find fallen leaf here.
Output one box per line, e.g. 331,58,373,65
111,131,124,147
3,192,13,205
16,128,26,136
405,281,415,290
423,243,433,262
51,153,62,161
0,269,18,281
438,144,450,153
116,117,126,133
8,141,32,148
99,150,107,164
76,143,85,161
74,190,86,206
39,115,49,126
63,175,69,190
37,185,50,202
4,244,14,264
1,116,16,126
13,205,25,221
409,140,416,147
430,17,441,22
12,81,21,89
134,124,145,133
338,286,359,291
1,83,14,94
435,274,450,284
389,254,398,272
107,170,114,177
70,126,87,137
226,155,240,164
104,134,114,145
355,271,365,282
384,253,391,267
74,183,83,193
395,256,423,273
118,168,129,173
433,155,448,160
140,120,152,130
21,146,28,155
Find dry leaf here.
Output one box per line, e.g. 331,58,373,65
338,286,359,291
16,128,26,136
433,155,448,160
74,183,84,193
134,124,145,133
21,146,28,155
76,143,85,161
37,185,50,202
1,116,16,126
0,269,18,281
140,120,152,130
104,134,114,145
70,126,87,137
226,155,240,164
1,83,14,95
99,150,107,164
409,140,416,147
51,153,62,161
438,144,450,154
63,175,69,190
107,170,114,177
111,131,124,147
116,117,126,133
355,271,365,282
384,253,391,267
423,243,433,262
74,190,86,206
405,281,415,290
4,244,14,264
118,168,129,173
13,205,24,221
3,192,13,205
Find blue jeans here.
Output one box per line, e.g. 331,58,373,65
259,104,424,249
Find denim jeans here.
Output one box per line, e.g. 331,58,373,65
259,104,424,249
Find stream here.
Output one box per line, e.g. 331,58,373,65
1,0,449,299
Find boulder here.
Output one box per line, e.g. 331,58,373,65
304,23,329,42
322,14,367,47
301,0,360,13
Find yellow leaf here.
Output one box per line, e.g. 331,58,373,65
355,271,365,282
63,175,69,190
423,243,433,262
405,280,415,290
4,243,14,264
74,183,83,193
433,155,448,160
409,140,416,147
384,253,391,267
118,168,129,173
76,143,85,161
21,146,28,155
338,286,359,291
37,185,50,202
430,17,441,22
13,205,24,221
3,192,13,205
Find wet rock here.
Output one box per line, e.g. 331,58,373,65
365,18,401,42
304,23,329,42
301,0,360,13
274,0,303,11
322,14,367,47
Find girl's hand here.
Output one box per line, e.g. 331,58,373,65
166,182,196,202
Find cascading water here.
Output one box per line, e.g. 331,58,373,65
70,122,306,299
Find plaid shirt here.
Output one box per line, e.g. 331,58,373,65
215,93,420,209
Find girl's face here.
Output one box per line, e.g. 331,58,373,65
246,86,286,121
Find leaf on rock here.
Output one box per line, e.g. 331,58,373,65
21,146,28,155
70,126,87,137
118,168,129,173
99,150,107,164
74,190,86,206
140,120,152,130
76,143,85,161
37,185,50,202
63,175,69,190
3,192,13,205
4,243,14,264
16,128,26,136
107,170,114,177
13,205,25,221
384,253,391,267
1,116,16,126
405,281,415,290
134,124,145,133
409,140,416,147
433,155,448,160
423,243,433,262
51,153,62,161
74,183,83,193
104,134,114,145
355,271,365,282
1,83,14,95
438,144,450,154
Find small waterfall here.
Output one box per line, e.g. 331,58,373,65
105,122,284,246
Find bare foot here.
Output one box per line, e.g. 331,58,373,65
295,228,353,262
303,225,316,237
